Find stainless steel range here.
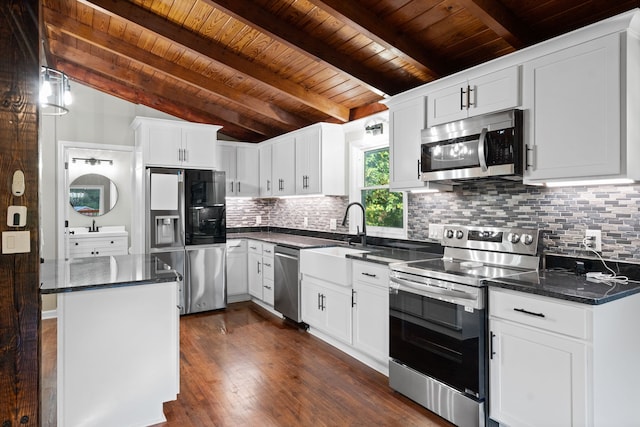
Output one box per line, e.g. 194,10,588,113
388,225,542,427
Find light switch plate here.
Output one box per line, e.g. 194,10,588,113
329,219,337,230
2,231,30,254
428,224,444,241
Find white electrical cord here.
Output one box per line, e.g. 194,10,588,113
581,237,629,286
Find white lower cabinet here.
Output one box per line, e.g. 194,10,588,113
247,240,276,306
247,241,263,299
489,288,640,427
489,317,587,427
262,244,275,306
352,261,389,365
226,240,248,302
68,234,128,258
301,275,352,345
301,257,389,374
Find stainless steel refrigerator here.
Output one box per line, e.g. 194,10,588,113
146,168,226,314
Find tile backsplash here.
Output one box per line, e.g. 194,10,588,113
227,181,640,261
409,181,640,260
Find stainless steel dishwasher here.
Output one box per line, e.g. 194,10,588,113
274,245,301,322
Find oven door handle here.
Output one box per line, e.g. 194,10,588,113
477,127,489,172
390,276,476,301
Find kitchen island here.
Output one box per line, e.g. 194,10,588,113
40,255,181,427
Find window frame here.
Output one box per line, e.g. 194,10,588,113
348,136,407,240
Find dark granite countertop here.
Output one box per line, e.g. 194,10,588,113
229,232,341,249
487,269,640,305
40,254,180,294
346,246,443,266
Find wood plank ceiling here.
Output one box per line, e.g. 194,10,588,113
41,0,640,142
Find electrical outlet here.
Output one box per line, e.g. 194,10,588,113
303,217,308,227
585,229,602,252
256,215,261,225
329,219,337,230
428,224,444,241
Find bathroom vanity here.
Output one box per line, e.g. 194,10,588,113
67,226,128,258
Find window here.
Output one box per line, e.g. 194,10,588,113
362,148,404,229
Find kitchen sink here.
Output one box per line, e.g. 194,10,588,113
300,245,370,286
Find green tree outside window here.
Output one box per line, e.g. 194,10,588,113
361,148,403,228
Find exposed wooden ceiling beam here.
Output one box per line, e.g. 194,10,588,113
203,0,397,96
457,0,537,49
49,40,273,140
43,7,304,133
78,0,351,123
306,0,450,78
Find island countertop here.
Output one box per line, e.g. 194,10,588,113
40,254,180,294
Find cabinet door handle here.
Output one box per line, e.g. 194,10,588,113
525,144,534,171
317,293,322,310
110,241,114,244
263,262,271,267
238,182,241,193
178,148,182,162
321,294,326,310
460,86,467,109
183,148,188,163
417,159,421,180
266,179,271,191
257,261,261,274
351,289,356,307
361,272,377,278
513,307,545,318
264,285,271,290
490,331,496,359
75,242,79,246
467,85,474,108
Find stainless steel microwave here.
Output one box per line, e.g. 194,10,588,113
420,109,523,182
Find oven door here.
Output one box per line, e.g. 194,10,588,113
389,272,486,399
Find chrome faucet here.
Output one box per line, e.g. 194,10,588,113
341,202,367,247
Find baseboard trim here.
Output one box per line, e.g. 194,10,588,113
42,309,57,320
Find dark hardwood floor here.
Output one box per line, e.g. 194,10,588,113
41,302,453,426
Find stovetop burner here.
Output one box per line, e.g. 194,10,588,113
392,257,533,286
390,225,544,287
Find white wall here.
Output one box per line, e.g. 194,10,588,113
40,82,181,261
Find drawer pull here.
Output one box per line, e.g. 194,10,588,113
264,262,271,267
361,272,377,278
514,307,545,318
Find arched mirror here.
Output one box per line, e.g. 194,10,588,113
69,173,119,217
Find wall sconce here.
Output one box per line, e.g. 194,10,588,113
72,157,113,166
365,122,384,136
40,66,72,116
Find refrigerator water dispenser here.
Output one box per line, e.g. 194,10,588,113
155,215,179,245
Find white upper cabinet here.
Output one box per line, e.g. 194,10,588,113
216,142,259,197
265,122,345,197
427,66,520,127
523,31,640,184
259,144,273,197
294,123,346,196
389,96,425,190
217,144,237,195
295,127,322,194
272,135,296,196
131,117,221,169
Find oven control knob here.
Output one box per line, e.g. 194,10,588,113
455,230,464,239
507,233,520,244
445,229,455,239
521,234,534,245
